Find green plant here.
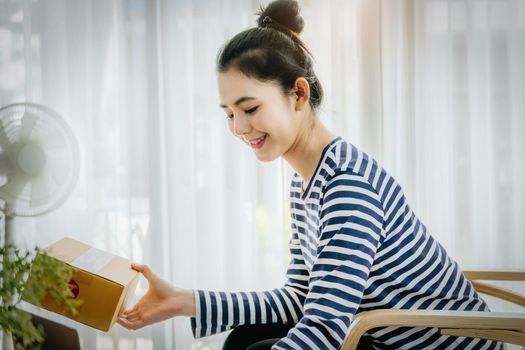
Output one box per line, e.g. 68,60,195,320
1,244,82,350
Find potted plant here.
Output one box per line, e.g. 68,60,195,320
1,243,82,350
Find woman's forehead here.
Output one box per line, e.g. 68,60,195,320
218,69,267,92
218,70,278,107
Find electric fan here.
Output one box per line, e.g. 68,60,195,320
0,102,80,246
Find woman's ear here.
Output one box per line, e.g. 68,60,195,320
293,77,310,112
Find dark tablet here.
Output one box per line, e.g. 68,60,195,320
13,310,81,350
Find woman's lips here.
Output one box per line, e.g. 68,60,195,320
248,135,267,150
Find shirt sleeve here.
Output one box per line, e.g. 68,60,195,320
271,173,385,349
189,222,311,338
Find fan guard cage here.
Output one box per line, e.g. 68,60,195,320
0,102,80,217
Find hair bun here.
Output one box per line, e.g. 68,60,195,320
256,0,305,35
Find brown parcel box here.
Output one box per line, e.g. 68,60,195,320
24,237,140,332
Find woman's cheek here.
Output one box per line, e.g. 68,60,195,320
251,114,268,133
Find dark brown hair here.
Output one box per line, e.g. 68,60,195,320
216,0,324,112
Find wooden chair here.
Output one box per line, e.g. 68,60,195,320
341,270,525,349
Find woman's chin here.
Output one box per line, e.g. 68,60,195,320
254,150,278,162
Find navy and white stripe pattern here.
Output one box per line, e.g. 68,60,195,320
190,136,503,349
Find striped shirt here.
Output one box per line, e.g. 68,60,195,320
190,136,503,349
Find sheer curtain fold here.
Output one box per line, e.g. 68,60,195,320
0,0,523,349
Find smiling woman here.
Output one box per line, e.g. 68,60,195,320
3,0,523,348
217,67,333,167
117,1,505,349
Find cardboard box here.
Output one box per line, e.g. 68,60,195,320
24,237,140,332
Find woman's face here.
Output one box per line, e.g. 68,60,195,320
218,68,301,162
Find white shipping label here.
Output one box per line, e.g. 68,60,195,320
70,247,114,274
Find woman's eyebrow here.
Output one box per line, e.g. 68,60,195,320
219,96,256,108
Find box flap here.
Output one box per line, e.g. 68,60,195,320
97,255,139,286
44,237,138,286
45,237,91,263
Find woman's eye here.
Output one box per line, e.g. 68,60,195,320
245,106,258,114
225,106,257,120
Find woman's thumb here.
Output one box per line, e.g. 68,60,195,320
131,263,155,280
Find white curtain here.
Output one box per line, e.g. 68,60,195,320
1,0,523,349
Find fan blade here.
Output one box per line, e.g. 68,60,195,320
46,153,70,185
0,123,12,151
0,176,29,199
30,174,51,207
0,153,11,175
37,128,66,150
19,112,39,142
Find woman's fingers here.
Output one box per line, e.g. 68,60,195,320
130,262,144,272
122,309,140,319
117,317,135,330
117,317,131,328
126,314,141,322
122,306,140,319
122,308,134,316
131,263,156,282
121,306,145,323
118,316,145,330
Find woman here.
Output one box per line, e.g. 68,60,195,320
118,1,503,349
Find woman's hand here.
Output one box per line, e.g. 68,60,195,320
117,263,196,330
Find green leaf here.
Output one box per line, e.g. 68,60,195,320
1,244,82,348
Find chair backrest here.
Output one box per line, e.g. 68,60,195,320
341,270,525,350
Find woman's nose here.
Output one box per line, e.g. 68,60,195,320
232,115,252,136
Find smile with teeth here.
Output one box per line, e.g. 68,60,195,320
246,134,267,150
248,135,266,144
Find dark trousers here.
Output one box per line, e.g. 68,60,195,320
222,323,374,350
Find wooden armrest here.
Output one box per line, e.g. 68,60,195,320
341,309,525,350
463,270,525,281
441,329,525,347
471,281,525,308
462,270,525,307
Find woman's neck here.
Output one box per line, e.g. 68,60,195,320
282,118,336,189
